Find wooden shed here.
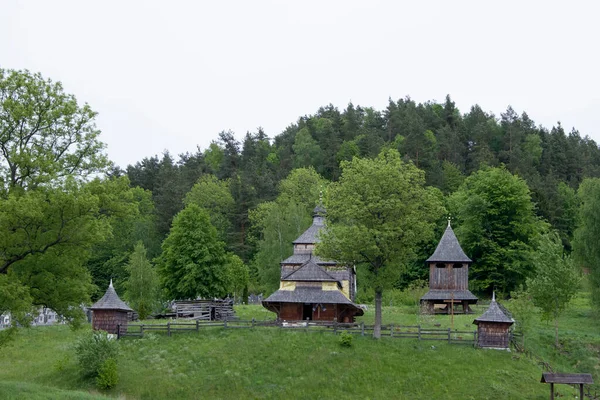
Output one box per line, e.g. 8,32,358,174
262,205,363,322
473,293,514,349
420,221,478,313
90,280,133,335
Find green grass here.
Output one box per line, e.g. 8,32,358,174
1,296,598,399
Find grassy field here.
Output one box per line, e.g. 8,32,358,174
1,295,598,399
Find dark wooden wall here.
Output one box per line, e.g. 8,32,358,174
429,263,469,290
476,322,512,348
92,309,129,335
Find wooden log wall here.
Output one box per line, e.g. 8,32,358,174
429,263,469,290
92,309,129,334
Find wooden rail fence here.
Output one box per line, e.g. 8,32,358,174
118,319,477,345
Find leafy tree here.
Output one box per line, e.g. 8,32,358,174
225,253,249,302
527,232,580,348
448,166,546,295
0,69,109,192
184,175,234,245
293,128,323,171
507,286,537,351
317,149,445,338
157,204,229,300
573,178,600,306
124,242,160,320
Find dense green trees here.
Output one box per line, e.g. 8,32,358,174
317,149,445,338
574,178,600,306
448,167,546,295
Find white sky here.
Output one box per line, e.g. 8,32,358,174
2,0,599,168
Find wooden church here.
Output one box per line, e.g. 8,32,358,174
420,221,478,313
90,280,133,335
473,292,514,348
262,205,364,322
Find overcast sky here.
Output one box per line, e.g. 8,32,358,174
2,0,599,168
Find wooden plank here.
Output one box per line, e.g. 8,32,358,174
541,373,593,384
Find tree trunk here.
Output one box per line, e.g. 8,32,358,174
554,317,559,349
374,289,382,339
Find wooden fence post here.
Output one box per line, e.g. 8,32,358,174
140,324,144,338
196,319,199,332
418,325,421,341
252,318,255,328
224,319,228,329
117,324,121,340
361,321,365,336
333,320,338,334
447,328,451,344
167,321,171,337
390,324,394,337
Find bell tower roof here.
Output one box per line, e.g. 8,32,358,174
426,222,472,263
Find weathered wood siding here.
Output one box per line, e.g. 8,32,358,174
92,309,129,335
280,304,302,320
476,322,512,348
429,263,469,290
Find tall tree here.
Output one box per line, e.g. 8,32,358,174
448,166,546,295
528,232,580,348
124,242,160,320
157,204,229,300
317,149,445,338
573,178,600,306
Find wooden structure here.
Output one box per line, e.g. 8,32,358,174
90,280,133,335
473,292,513,348
173,299,235,320
262,205,364,322
541,372,593,399
420,221,478,313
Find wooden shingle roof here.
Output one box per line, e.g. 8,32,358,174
426,222,472,263
293,205,326,244
282,259,338,282
474,294,513,324
90,280,133,312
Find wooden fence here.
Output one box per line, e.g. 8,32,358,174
118,319,477,345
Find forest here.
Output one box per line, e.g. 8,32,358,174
1,68,599,329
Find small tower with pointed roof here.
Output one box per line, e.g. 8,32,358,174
473,292,514,349
420,220,478,313
90,280,133,335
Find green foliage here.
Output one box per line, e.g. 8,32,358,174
224,253,249,301
338,331,353,347
317,149,445,337
292,128,323,170
574,177,600,306
124,242,160,319
96,358,118,390
157,204,229,299
507,287,537,350
528,232,581,347
0,68,109,192
74,331,119,379
184,175,234,244
449,166,546,295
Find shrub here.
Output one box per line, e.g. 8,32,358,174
96,358,119,389
74,331,119,378
339,331,353,348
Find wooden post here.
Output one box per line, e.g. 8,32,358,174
196,319,199,332
333,320,337,334
167,321,171,337
117,324,121,340
140,324,144,338
579,384,583,400
224,319,228,329
418,325,421,341
252,318,255,328
550,382,553,400
448,328,451,344
450,291,454,330
390,324,394,337
361,321,365,336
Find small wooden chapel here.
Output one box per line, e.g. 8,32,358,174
420,220,478,313
262,205,364,322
